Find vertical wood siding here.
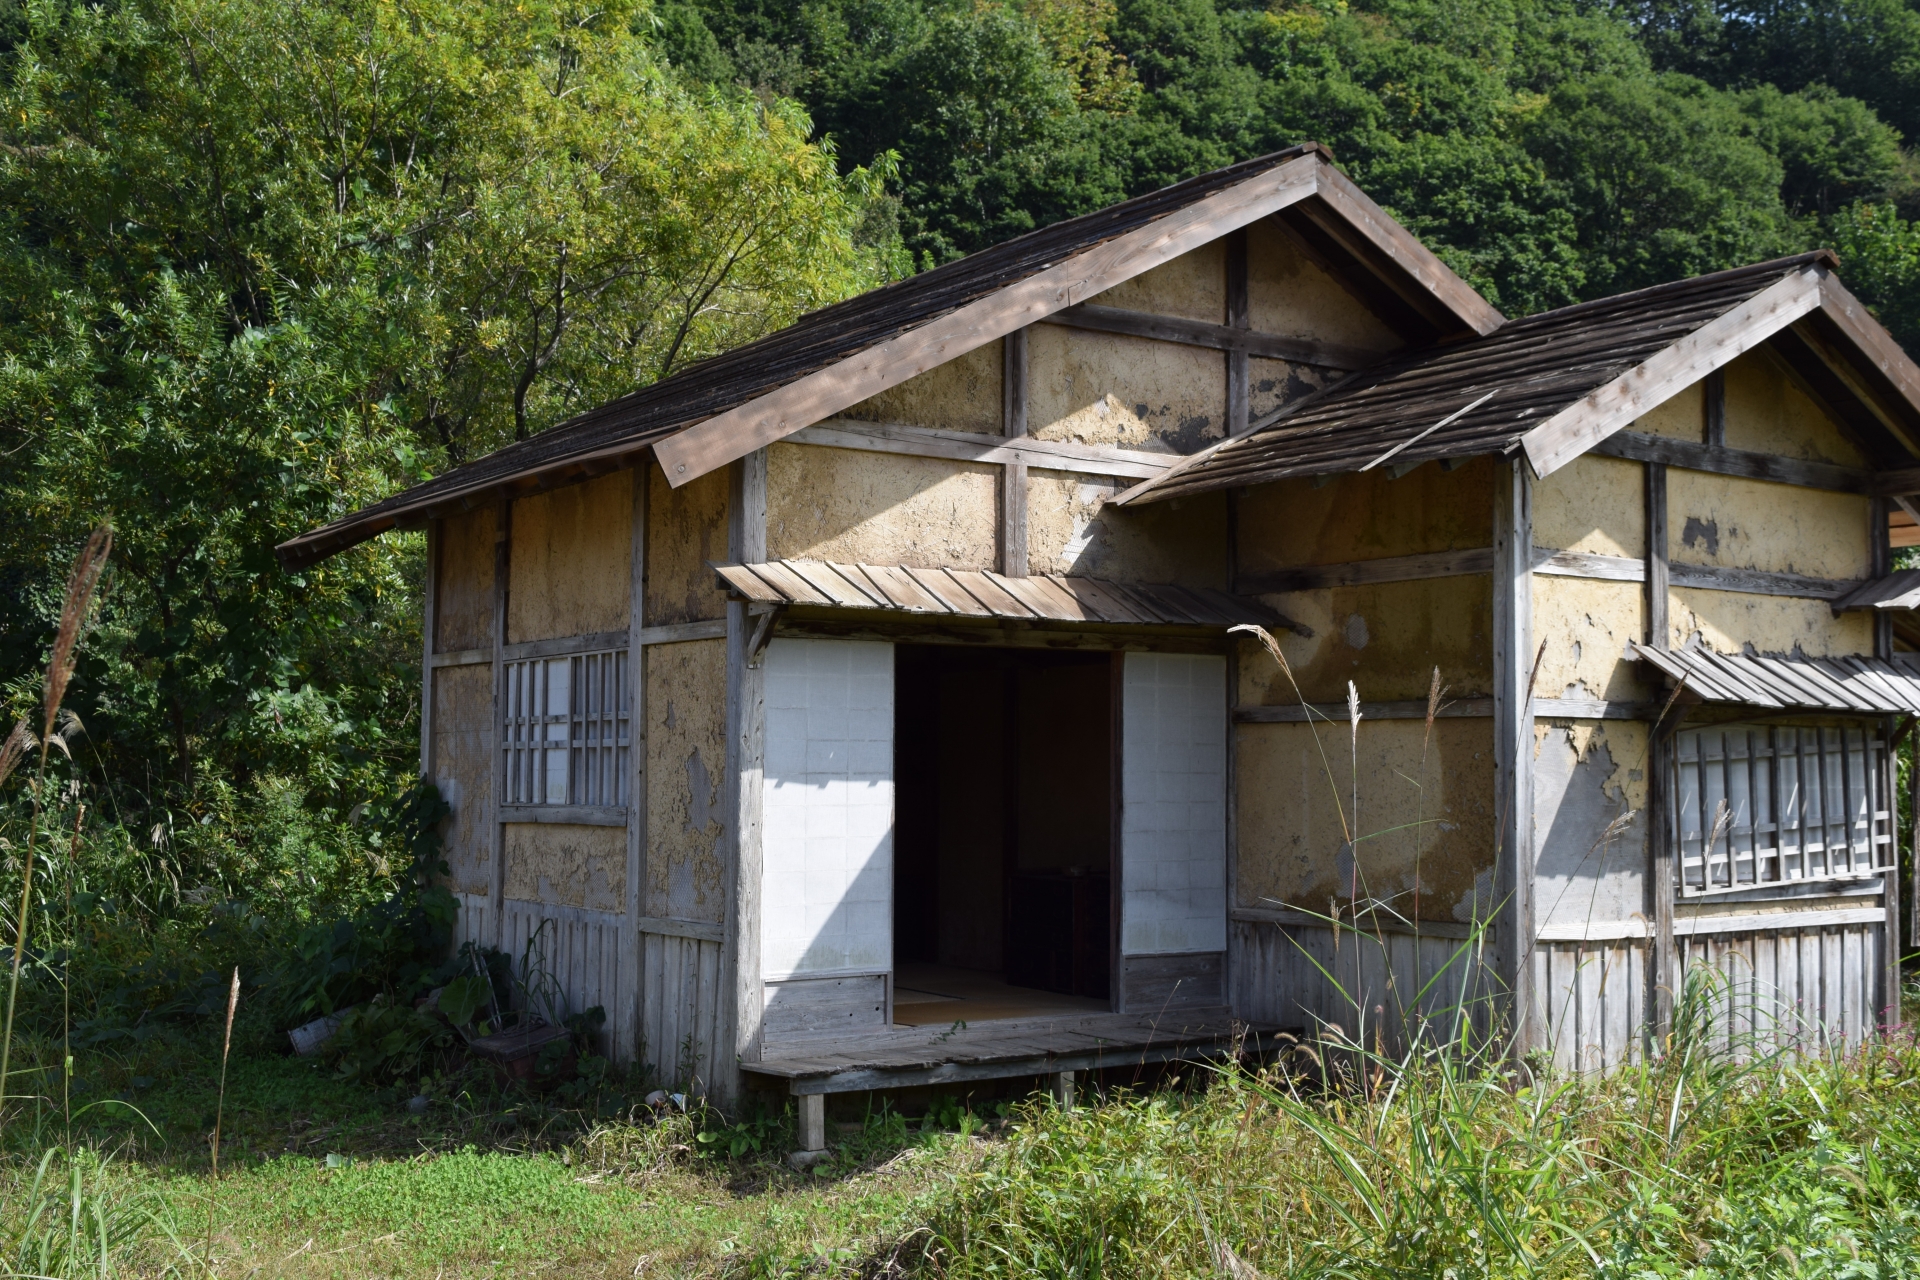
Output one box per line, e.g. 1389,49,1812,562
1532,940,1652,1073
641,932,726,1092
1230,919,1497,1053
497,901,630,1062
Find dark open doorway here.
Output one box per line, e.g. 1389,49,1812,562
893,645,1113,1025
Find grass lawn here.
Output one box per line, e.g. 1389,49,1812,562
8,988,1920,1278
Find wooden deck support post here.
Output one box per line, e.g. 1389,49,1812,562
1049,1070,1076,1109
796,1093,826,1153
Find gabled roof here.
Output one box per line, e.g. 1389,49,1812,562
277,145,1502,570
1118,253,1920,505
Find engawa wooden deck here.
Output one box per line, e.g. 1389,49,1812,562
742,1008,1292,1095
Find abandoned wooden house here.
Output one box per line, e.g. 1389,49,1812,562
281,143,1920,1134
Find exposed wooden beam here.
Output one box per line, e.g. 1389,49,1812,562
1038,302,1380,371
788,417,1174,480
1593,430,1870,493
1226,230,1251,443
1704,368,1725,449
1002,329,1030,577
626,465,648,1063
654,155,1324,487
1818,274,1920,449
1522,266,1826,478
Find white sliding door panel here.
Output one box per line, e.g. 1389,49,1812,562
1121,652,1228,955
761,639,894,979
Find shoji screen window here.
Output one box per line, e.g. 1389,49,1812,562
1673,722,1891,896
502,650,630,807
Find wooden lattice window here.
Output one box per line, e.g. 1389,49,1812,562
502,650,630,807
1673,722,1891,897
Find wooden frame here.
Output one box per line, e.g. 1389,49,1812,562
1038,301,1376,371
488,498,511,946
788,418,1171,480
721,448,769,1100
1491,458,1535,1051
419,520,438,778
1002,329,1030,576
625,467,648,1062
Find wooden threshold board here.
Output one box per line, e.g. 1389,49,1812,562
743,1009,1294,1095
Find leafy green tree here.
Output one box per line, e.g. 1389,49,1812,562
0,0,898,914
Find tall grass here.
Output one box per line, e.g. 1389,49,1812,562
899,971,1920,1278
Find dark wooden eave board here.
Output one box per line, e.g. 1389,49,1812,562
1272,205,1442,346
1769,323,1920,467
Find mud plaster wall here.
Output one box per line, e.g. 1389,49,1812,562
1236,718,1496,922
1026,472,1227,584
434,507,495,653
842,341,1002,434
1238,577,1494,704
1533,578,1656,702
646,638,728,923
1248,356,1330,421
1669,589,1874,656
432,663,494,897
647,462,730,625
1532,720,1649,927
766,443,998,569
1245,219,1405,355
1236,457,1496,574
503,823,626,913
1092,238,1226,322
1724,350,1868,464
1667,472,1869,581
1638,382,1704,441
1027,325,1228,455
508,470,632,643
1535,454,1643,558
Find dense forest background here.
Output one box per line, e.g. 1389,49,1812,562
3,0,1919,936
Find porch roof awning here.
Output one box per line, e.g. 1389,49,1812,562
1831,569,1920,612
711,558,1294,630
1629,642,1920,715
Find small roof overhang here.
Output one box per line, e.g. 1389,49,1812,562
711,559,1300,634
1630,642,1920,716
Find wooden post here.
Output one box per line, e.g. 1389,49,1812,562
796,1092,825,1152
1884,718,1903,1030
1873,495,1893,660
1492,458,1535,1055
1001,329,1029,576
721,450,769,1105
626,469,649,1065
1703,368,1725,451
419,520,438,780
489,498,511,949
1645,460,1675,1045
1049,1070,1076,1109
1226,228,1249,437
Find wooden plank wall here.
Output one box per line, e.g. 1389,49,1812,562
641,933,727,1091
1678,921,1884,1056
1531,940,1652,1073
1229,919,1499,1053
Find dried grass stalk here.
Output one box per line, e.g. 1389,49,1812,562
0,721,29,790
41,525,112,738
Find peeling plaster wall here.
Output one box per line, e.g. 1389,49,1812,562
431,663,494,898
1723,350,1868,464
1028,325,1227,454
1245,220,1405,354
1248,356,1332,421
508,471,632,643
842,341,1003,434
503,823,627,912
647,462,730,625
766,443,999,569
646,638,728,923
434,507,495,653
1237,577,1494,705
1237,458,1496,574
1535,454,1643,558
1533,578,1654,702
1669,589,1874,655
1026,471,1227,584
1667,472,1869,582
1235,717,1497,922
1531,720,1649,928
